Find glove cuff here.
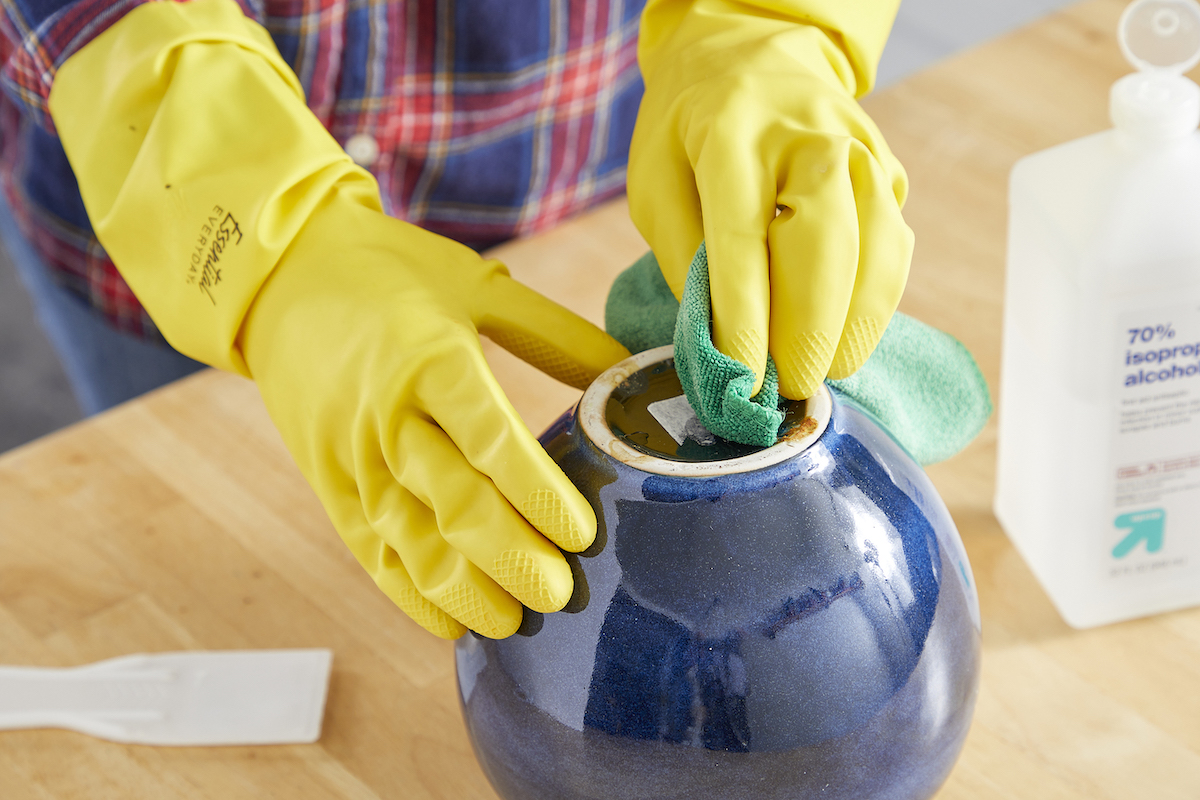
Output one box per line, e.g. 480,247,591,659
49,0,375,375
638,0,901,97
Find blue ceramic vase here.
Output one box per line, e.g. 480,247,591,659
456,347,981,800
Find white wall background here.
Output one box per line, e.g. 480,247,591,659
880,0,1079,87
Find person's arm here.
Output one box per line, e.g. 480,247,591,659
0,0,260,128
628,0,912,400
46,0,629,639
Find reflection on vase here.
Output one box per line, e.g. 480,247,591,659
457,385,981,800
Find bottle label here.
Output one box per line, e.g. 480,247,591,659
1111,305,1200,581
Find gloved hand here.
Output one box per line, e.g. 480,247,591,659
49,0,629,639
239,200,630,641
629,0,914,399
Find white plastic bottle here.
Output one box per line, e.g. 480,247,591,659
995,0,1200,627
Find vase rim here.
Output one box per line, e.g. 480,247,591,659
578,346,832,477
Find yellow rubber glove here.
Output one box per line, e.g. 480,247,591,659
629,0,914,399
48,0,629,640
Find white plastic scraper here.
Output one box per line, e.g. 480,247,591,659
0,649,333,746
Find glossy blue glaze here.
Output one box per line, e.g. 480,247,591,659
456,388,981,800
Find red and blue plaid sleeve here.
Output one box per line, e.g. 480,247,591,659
0,0,646,341
0,0,263,131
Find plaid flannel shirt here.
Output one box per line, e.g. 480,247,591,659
0,0,645,340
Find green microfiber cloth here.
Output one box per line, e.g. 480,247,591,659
604,243,993,465
674,246,786,448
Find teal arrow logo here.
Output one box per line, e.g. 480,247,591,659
1113,509,1165,558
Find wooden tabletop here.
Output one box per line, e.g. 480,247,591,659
4,0,1199,796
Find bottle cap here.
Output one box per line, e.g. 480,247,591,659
1112,0,1200,138
1119,0,1200,73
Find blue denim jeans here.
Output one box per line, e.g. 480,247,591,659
0,192,205,416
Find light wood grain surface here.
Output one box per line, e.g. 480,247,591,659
3,0,1200,796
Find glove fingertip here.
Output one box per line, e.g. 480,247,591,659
479,274,630,390
828,316,886,379
494,549,575,614
439,581,523,639
520,488,596,553
712,327,768,394
406,592,469,640
389,578,468,639
774,330,837,400
366,544,468,637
